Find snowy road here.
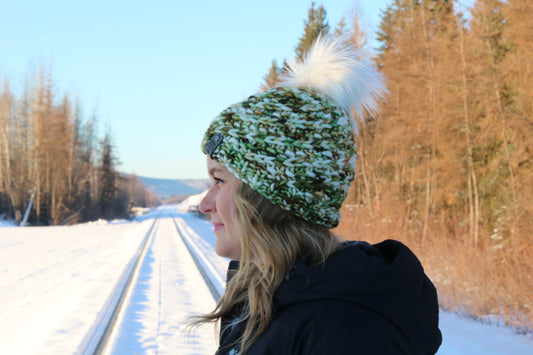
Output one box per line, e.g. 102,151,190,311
1,204,532,354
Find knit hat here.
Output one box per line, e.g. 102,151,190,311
202,36,385,228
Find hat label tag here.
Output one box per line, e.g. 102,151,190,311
204,133,224,158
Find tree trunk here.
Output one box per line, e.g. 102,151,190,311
458,15,481,246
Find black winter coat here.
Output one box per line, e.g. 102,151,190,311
217,240,442,355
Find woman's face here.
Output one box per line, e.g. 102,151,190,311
199,157,242,260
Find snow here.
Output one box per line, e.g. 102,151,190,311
0,219,152,354
78,217,157,354
1,203,532,354
106,216,218,354
438,311,533,354
177,190,208,213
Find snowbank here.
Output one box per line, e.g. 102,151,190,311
177,190,208,213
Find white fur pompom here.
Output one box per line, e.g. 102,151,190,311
281,35,386,131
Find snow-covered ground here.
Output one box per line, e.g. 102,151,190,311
1,204,532,354
438,311,533,354
0,218,152,354
106,215,218,354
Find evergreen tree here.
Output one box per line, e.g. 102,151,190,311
334,17,347,38
260,60,282,92
98,129,117,219
467,0,522,238
375,0,400,68
340,0,533,329
502,0,533,117
295,2,330,61
364,0,461,239
259,2,330,92
499,0,533,235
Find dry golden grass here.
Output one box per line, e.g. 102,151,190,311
333,203,533,333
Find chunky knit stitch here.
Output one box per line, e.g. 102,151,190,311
202,87,355,227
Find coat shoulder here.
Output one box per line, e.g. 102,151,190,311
249,298,410,354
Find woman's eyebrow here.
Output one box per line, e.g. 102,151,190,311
208,167,223,177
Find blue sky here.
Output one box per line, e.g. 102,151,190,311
0,0,474,179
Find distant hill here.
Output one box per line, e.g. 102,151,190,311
138,176,210,199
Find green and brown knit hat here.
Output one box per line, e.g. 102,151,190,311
202,36,385,228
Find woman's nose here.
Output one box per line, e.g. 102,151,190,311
199,189,215,214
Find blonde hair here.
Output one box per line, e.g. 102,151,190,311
191,182,340,353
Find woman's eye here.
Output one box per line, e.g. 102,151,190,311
213,177,223,185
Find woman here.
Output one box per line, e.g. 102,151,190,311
195,36,442,354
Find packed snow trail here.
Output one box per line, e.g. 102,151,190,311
104,216,217,354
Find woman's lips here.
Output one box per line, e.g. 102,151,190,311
212,222,225,231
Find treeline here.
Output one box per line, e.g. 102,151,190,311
366,0,532,248
355,0,532,329
263,1,532,330
0,67,158,225
353,0,532,330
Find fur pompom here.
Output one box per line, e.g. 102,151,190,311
281,35,386,130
